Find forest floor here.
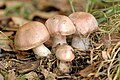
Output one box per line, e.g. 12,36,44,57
0,0,120,80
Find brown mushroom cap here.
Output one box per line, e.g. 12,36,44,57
69,12,98,35
55,44,75,62
14,21,50,50
45,15,76,36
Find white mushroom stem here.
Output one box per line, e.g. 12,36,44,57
72,36,90,51
33,44,51,57
52,35,67,48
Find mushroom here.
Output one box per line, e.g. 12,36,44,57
55,44,75,73
45,15,75,73
45,15,76,48
69,12,98,50
14,21,51,57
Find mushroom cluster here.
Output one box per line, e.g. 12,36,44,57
14,12,98,73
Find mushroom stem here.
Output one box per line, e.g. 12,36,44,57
52,35,67,47
33,44,51,57
58,61,71,73
72,36,90,51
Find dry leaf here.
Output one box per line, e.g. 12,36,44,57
0,73,4,80
41,67,57,80
0,0,5,8
0,61,6,71
16,51,31,60
0,10,5,15
11,16,28,27
106,47,113,57
7,70,16,80
25,71,39,80
0,31,14,51
36,0,86,15
29,11,60,23
17,60,40,73
102,33,120,47
0,16,18,31
36,0,69,12
5,1,22,8
102,51,108,60
79,62,100,77
30,11,59,20
17,0,32,3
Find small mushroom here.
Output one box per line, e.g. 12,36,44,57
56,44,74,61
45,15,76,48
69,12,98,50
14,21,51,57
55,44,75,73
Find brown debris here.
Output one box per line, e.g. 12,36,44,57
0,0,119,80
17,60,40,73
16,51,31,60
0,31,14,51
7,69,16,80
0,73,4,80
102,33,120,47
5,1,23,8
0,0,5,8
40,66,57,80
11,16,28,27
79,62,100,77
36,0,86,15
29,11,60,20
24,71,39,80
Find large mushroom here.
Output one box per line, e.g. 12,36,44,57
69,12,98,50
14,21,51,57
45,15,76,48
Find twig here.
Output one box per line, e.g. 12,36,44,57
113,61,120,80
107,42,120,80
